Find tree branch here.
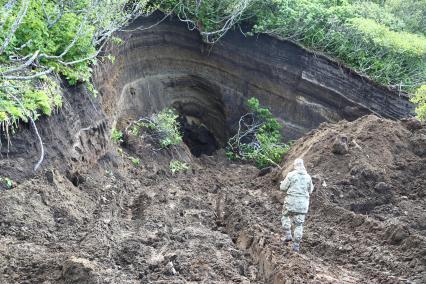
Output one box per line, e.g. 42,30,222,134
2,67,54,80
0,0,30,54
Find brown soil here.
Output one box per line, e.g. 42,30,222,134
0,115,425,283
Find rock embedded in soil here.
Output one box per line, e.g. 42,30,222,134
332,134,349,155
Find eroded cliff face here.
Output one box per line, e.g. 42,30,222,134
0,13,416,179
94,13,414,144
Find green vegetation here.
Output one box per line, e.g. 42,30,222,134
128,108,183,149
412,85,426,121
111,128,123,144
169,159,189,175
0,0,151,130
227,97,290,168
147,108,182,148
130,156,140,166
0,176,14,189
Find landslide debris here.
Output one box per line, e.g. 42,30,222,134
0,115,425,283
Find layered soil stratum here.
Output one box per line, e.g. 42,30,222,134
0,14,425,284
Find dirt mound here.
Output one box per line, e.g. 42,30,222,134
0,115,425,283
276,115,426,282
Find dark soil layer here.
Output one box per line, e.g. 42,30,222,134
94,13,414,142
0,115,425,283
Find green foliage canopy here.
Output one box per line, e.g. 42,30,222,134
0,0,150,130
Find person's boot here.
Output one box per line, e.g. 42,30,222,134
292,242,300,252
282,230,293,242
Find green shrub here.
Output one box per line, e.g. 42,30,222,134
384,0,426,35
227,97,290,168
0,0,149,132
0,176,14,189
0,78,62,129
130,157,141,166
252,0,426,92
411,85,426,121
111,128,123,144
149,108,183,148
169,159,190,175
129,108,183,149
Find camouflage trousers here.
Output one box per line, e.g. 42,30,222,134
281,208,306,243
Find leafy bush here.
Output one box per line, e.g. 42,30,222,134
0,77,62,130
111,128,123,144
153,0,255,43
383,0,426,35
227,97,290,168
169,159,190,175
411,85,426,121
127,108,183,149
0,176,14,189
148,108,183,148
130,156,141,166
0,0,151,131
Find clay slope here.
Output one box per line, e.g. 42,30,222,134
0,115,424,283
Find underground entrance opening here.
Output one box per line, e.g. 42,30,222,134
117,75,234,157
178,114,219,157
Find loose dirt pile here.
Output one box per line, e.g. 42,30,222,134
0,115,425,283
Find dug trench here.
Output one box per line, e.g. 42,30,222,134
1,14,425,284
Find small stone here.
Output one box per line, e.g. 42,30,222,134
62,257,97,283
385,224,410,244
165,261,177,275
374,182,390,193
332,134,349,155
409,133,426,157
401,117,422,131
312,174,322,184
45,170,54,184
257,167,272,177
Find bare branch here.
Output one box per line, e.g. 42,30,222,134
2,67,54,80
0,0,18,30
59,40,107,66
0,50,40,75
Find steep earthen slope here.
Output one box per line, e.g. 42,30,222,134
0,115,424,283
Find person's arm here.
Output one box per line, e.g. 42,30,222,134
280,174,291,193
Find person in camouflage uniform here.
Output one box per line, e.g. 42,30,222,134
280,158,314,252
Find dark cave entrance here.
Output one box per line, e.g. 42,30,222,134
165,76,230,157
118,75,232,157
178,115,219,157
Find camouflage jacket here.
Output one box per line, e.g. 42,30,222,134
280,169,314,214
